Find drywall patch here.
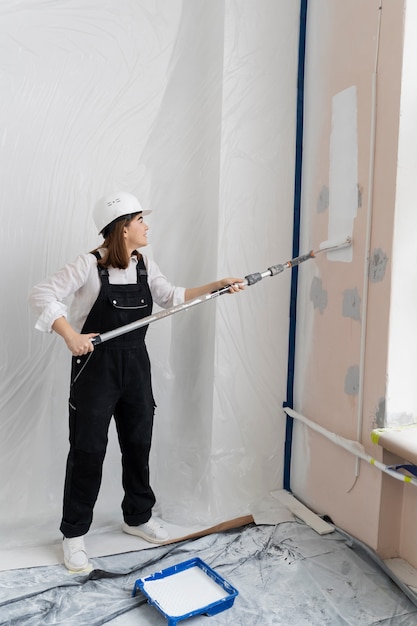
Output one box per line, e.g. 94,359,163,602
342,287,361,321
310,277,327,313
369,248,388,282
344,365,359,396
375,397,386,428
317,186,329,213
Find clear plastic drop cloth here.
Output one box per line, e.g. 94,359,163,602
1,520,417,625
0,0,299,553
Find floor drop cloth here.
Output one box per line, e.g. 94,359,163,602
1,521,416,625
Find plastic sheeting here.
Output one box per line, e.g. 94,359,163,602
0,1,299,551
1,520,417,625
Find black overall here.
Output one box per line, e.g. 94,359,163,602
60,252,156,539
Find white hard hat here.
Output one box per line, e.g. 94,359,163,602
93,191,151,235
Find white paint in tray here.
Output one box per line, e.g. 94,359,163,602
142,565,229,617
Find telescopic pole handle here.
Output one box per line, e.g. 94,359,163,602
90,247,323,347
91,281,245,346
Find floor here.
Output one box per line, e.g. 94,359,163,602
1,519,417,625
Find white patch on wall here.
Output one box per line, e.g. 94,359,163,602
327,85,358,262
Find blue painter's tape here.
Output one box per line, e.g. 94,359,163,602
283,0,309,492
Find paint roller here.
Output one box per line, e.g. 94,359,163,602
91,236,352,346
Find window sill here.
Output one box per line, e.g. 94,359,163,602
372,425,417,466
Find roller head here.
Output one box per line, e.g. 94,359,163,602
319,236,352,252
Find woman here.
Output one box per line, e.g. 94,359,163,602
29,191,244,572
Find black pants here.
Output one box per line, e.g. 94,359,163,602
60,346,156,538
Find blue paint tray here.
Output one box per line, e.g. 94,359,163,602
132,557,239,625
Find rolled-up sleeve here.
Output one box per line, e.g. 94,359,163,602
29,254,94,333
32,300,68,333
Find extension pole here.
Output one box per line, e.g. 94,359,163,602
284,406,417,487
91,237,351,346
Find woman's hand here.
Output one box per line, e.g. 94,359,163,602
217,277,246,293
64,332,98,356
184,277,245,302
52,317,98,355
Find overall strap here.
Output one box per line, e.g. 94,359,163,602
136,255,148,286
91,250,147,285
91,250,109,282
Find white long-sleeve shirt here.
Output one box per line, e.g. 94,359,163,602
29,249,185,333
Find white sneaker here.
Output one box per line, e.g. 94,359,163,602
63,536,90,572
122,517,169,544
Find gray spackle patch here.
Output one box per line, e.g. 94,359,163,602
310,276,327,313
369,248,388,282
342,287,361,321
375,397,386,428
345,365,359,396
317,186,329,213
357,184,362,209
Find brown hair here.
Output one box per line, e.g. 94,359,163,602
91,214,139,269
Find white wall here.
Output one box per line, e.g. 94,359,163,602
0,0,299,548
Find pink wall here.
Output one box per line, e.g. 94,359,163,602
292,0,407,556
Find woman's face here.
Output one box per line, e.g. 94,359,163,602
124,213,148,250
